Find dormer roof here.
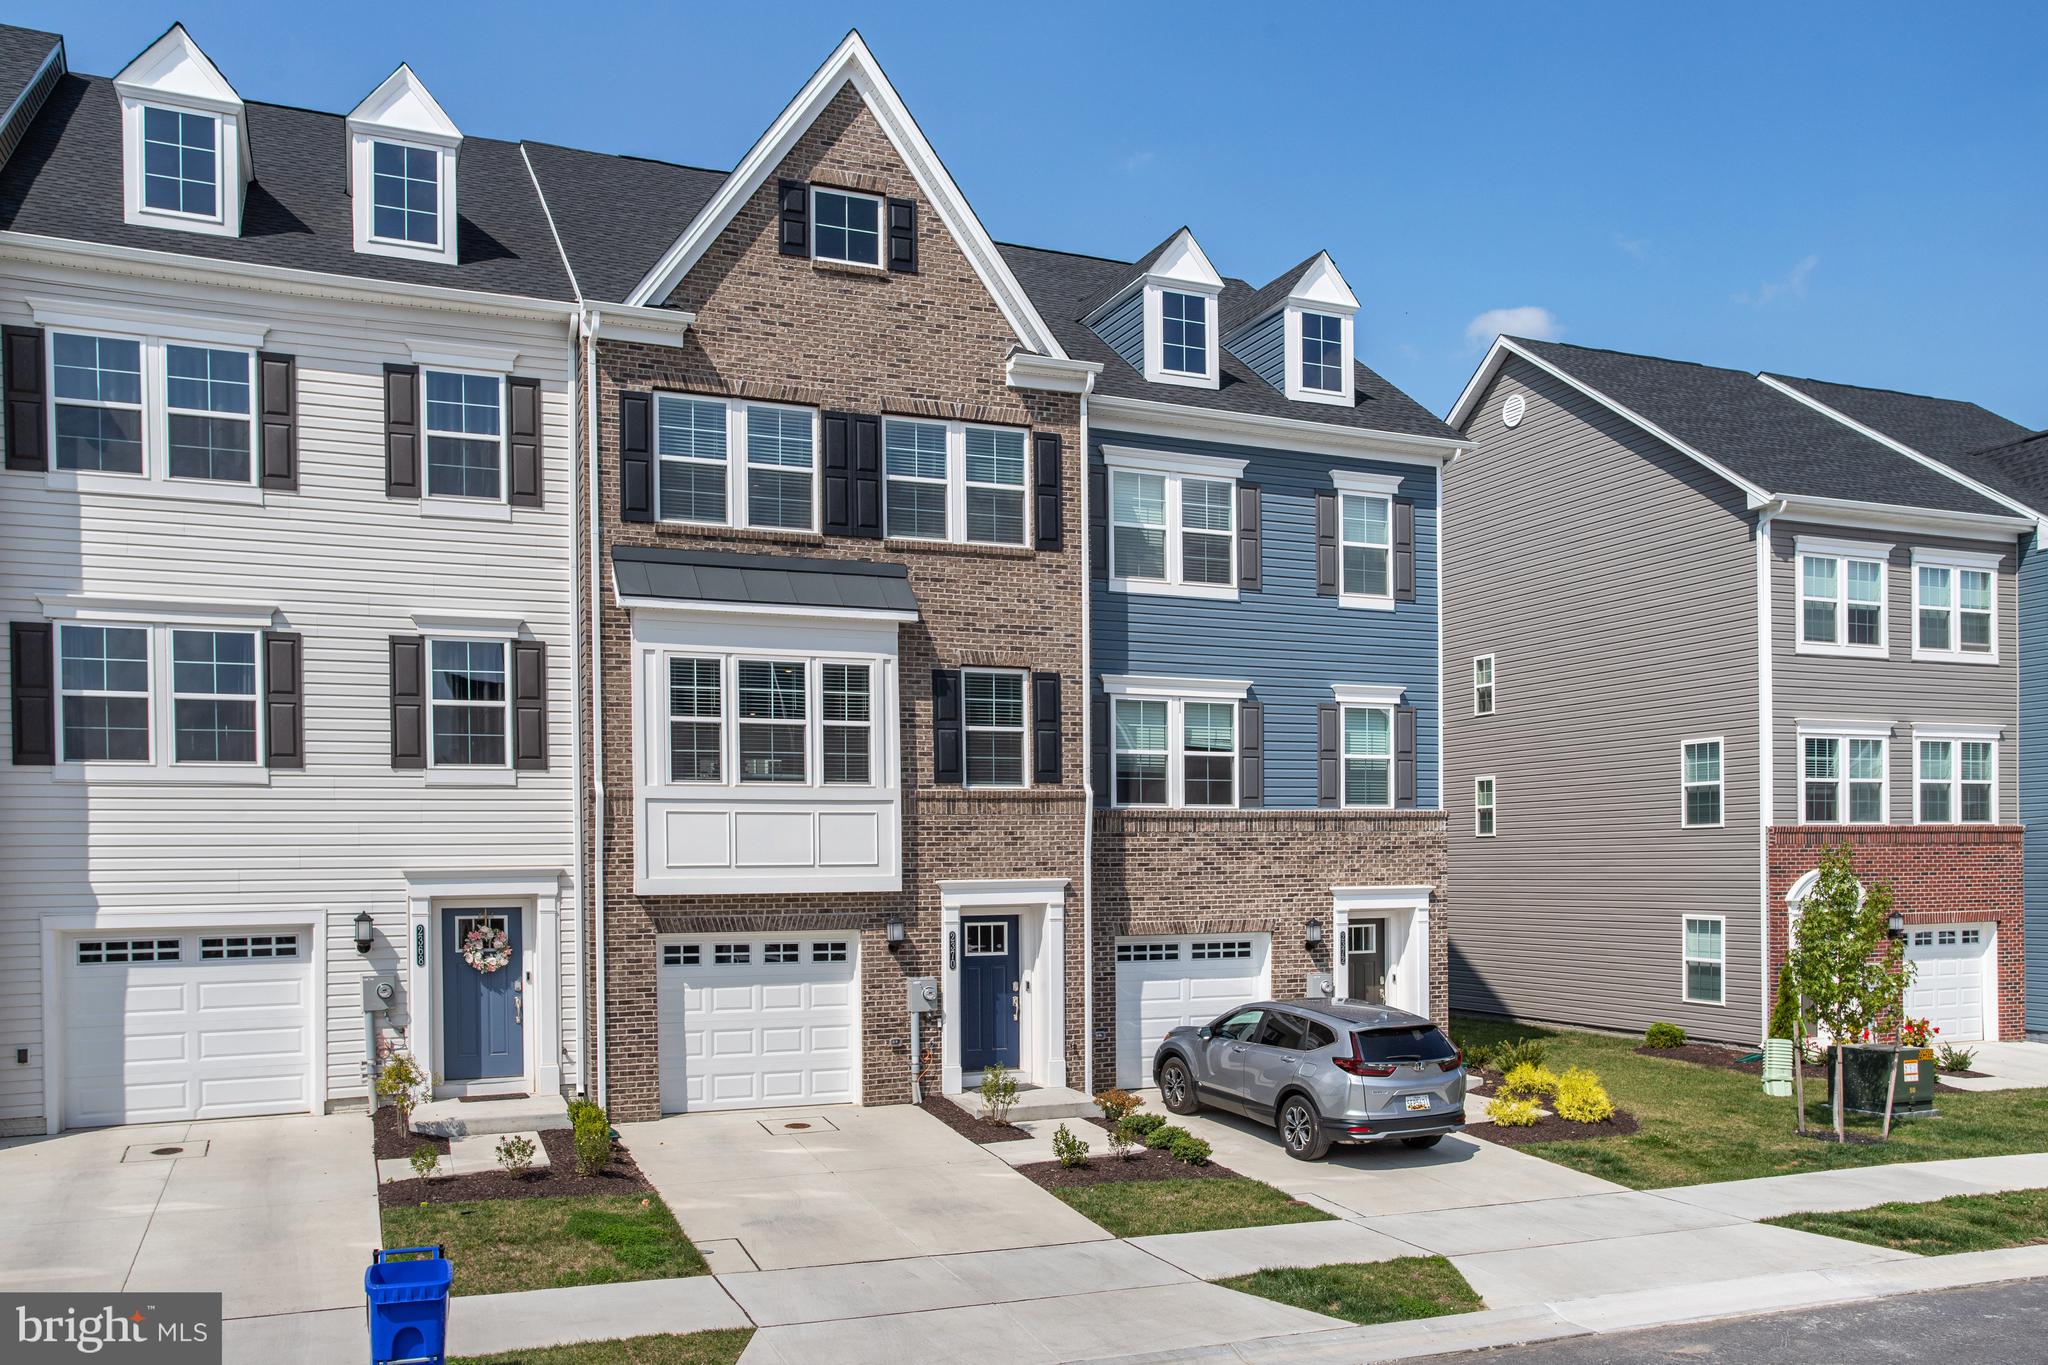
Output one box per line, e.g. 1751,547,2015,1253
1083,227,1223,324
346,63,461,147
112,23,241,116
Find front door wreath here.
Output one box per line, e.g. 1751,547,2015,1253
460,921,512,973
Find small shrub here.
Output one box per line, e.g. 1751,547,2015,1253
1936,1043,1978,1074
1051,1122,1091,1169
376,1052,430,1130
408,1142,440,1188
1166,1134,1212,1165
1122,1112,1167,1139
978,1064,1019,1123
1552,1067,1615,1123
495,1133,538,1177
566,1096,602,1128
1498,1063,1560,1102
1643,1022,1687,1049
1491,1037,1550,1072
572,1105,614,1177
1095,1087,1142,1125
1457,1038,1496,1073
1767,958,1800,1042
1145,1124,1191,1150
1487,1095,1541,1128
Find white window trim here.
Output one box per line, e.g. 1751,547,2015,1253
1106,692,1240,810
1682,914,1727,1006
653,650,886,795
1330,682,1405,707
1474,775,1496,838
1473,654,1495,717
50,617,268,785
349,131,459,265
962,666,1029,791
1680,735,1725,829
364,136,446,252
135,103,226,226
420,366,508,505
120,97,244,239
1144,282,1222,388
1283,305,1357,405
1331,468,1402,612
1339,702,1396,811
1103,674,1252,703
1912,724,2001,825
1102,446,1246,601
1796,727,1891,826
809,185,885,268
1911,548,2002,664
1795,535,1891,658
653,394,821,534
882,417,1030,547
425,635,511,772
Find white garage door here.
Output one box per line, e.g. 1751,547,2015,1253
1905,924,1993,1042
1114,934,1271,1088
63,930,314,1129
658,934,859,1113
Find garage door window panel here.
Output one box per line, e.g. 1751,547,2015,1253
78,938,181,964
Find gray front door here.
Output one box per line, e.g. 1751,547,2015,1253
442,908,523,1081
1346,919,1387,1004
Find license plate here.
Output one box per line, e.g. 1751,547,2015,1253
1404,1094,1431,1112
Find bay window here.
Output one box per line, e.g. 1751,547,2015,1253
657,653,882,792
736,659,806,783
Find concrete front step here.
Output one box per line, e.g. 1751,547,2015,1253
943,1084,1099,1123
412,1094,571,1139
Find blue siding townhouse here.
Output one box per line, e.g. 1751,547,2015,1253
1003,231,1464,1090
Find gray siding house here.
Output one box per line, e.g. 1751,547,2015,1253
1445,339,2033,1044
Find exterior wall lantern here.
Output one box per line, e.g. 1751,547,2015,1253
885,914,907,951
353,908,376,954
1304,919,1324,948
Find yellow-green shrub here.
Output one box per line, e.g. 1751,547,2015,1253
1499,1063,1560,1102
1552,1067,1615,1123
1487,1095,1541,1128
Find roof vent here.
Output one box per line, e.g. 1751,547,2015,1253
1502,393,1527,428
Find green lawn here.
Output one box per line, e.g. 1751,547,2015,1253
1217,1257,1484,1326
453,1329,754,1365
1768,1188,2048,1256
381,1195,708,1297
1052,1177,1333,1238
1454,1016,2048,1189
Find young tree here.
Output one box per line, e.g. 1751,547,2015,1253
1783,844,1907,1141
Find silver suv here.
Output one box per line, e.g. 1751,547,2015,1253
1152,1000,1466,1160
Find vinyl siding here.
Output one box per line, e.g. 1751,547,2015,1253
2022,534,2048,1031
1090,428,1439,809
0,258,579,1129
1771,520,2020,823
1091,291,1144,374
1445,358,1762,1043
1225,313,1285,392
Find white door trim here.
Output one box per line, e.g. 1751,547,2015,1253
404,869,564,1100
938,878,1069,1096
1332,884,1432,1017
39,906,327,1135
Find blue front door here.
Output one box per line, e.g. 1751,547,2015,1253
960,915,1020,1072
442,908,523,1081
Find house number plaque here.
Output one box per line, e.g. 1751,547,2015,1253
414,924,426,967
948,930,957,971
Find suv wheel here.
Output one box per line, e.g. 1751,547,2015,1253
1158,1057,1199,1115
1278,1095,1330,1161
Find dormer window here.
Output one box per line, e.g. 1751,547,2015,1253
347,65,462,265
1087,229,1224,391
1160,291,1208,375
141,107,218,217
114,24,248,238
1300,312,1343,393
372,141,441,247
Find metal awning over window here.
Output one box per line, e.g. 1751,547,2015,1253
611,545,919,621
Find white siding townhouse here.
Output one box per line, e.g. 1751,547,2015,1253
0,24,586,1133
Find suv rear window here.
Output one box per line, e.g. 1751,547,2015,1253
1353,1025,1457,1064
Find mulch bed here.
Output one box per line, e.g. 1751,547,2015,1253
377,1128,655,1208
1468,1109,1641,1148
921,1096,1033,1143
1635,1043,1829,1079
1015,1142,1240,1190
1938,1069,1990,1081
372,1104,449,1160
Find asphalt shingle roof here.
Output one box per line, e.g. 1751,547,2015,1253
611,545,918,615
521,141,726,305
0,72,576,301
1763,373,2033,462
0,25,58,113
1931,430,2048,517
1001,242,1458,443
1512,338,2013,517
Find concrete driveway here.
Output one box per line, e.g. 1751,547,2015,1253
0,1113,377,1319
622,1103,1109,1272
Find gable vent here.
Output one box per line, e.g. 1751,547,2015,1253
1501,393,1527,428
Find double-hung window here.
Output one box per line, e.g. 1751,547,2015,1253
737,660,807,783
1474,776,1497,837
745,404,816,530
170,629,257,763
52,333,145,474
423,371,504,500
1681,738,1723,827
55,619,264,772
165,345,252,482
1181,702,1237,806
882,419,1027,545
1300,311,1343,392
1105,450,1244,598
659,654,880,791
371,140,440,246
667,658,722,783
963,427,1027,546
1108,684,1243,808
428,639,507,767
963,669,1026,788
821,664,872,784
1800,730,1886,824
1917,733,1996,823
1798,540,1887,654
654,396,816,531
58,625,151,762
1473,656,1495,716
1914,552,1998,661
1160,290,1207,374
141,106,219,218
47,325,264,489
1341,704,1393,809
1682,917,1724,1005
1341,491,1391,601
884,419,949,539
811,187,882,267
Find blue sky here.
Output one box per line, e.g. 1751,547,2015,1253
27,1,2048,427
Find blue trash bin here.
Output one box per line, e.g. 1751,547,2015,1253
365,1245,452,1365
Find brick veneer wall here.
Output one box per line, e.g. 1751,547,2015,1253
1089,809,1450,1093
582,83,1085,1120
1766,826,2026,1041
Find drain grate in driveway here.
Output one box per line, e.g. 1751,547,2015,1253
122,1141,209,1163
756,1116,838,1135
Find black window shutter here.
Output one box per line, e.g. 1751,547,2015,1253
778,179,809,257
619,391,653,522
4,326,46,471
1237,483,1262,591
262,631,304,769
821,410,852,534
851,414,882,538
1395,705,1417,807
10,621,53,764
384,364,420,498
931,668,962,784
1091,695,1109,801
507,376,542,508
256,352,297,490
1031,671,1061,784
1394,498,1416,603
1088,462,1108,580
1238,701,1263,807
1316,702,1340,807
1315,490,1338,596
1033,432,1063,551
513,640,548,770
887,197,918,273
390,635,426,769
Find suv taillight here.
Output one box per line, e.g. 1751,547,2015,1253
1439,1045,1464,1073
1333,1035,1397,1077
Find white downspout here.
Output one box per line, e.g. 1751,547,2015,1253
1756,500,1782,1042
564,321,588,1098
1078,379,1095,1095
584,309,609,1107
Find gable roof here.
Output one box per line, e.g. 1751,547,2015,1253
1928,430,2048,519
1761,371,2032,464
1461,337,2014,519
619,31,1064,357
0,25,59,114
1002,241,1457,443
521,142,726,304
